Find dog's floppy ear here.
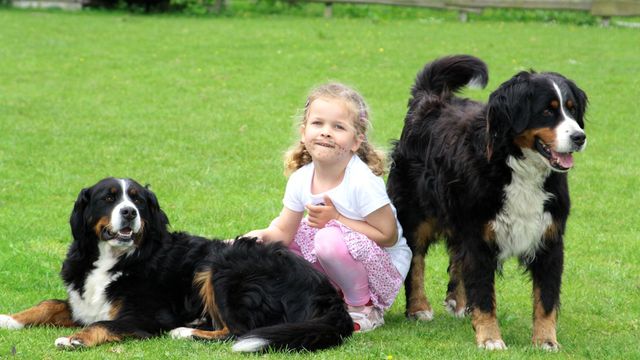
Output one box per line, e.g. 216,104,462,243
567,79,588,128
486,71,533,159
144,184,170,229
70,187,90,242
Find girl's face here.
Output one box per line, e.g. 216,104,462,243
301,98,364,166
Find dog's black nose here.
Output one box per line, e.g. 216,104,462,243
120,207,138,221
571,132,586,147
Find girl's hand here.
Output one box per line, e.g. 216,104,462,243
306,195,339,229
244,229,265,242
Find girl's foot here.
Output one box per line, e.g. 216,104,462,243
348,301,384,332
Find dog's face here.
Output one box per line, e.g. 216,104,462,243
70,178,162,251
488,72,587,172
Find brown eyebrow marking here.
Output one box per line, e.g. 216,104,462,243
550,100,559,109
109,187,118,194
566,99,574,109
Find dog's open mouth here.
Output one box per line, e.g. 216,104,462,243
535,138,573,171
101,226,136,246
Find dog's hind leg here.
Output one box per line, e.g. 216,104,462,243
0,299,77,329
170,326,230,341
405,219,438,321
444,250,467,318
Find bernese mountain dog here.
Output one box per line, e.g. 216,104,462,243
387,55,587,350
0,177,353,352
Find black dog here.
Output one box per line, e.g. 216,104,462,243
0,177,352,351
387,55,587,350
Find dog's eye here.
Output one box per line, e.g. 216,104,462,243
105,195,115,202
568,107,577,116
133,197,144,205
543,109,554,117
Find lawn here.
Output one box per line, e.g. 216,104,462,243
0,6,638,359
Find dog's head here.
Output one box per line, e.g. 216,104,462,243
487,71,587,172
70,178,168,253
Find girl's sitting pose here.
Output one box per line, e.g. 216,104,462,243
246,83,411,332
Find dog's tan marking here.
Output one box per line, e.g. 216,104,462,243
544,221,560,241
550,100,559,109
108,299,122,320
11,300,77,327
93,216,110,238
67,324,123,347
406,219,440,318
482,222,495,244
514,128,556,149
194,269,226,330
532,287,559,348
566,99,574,110
471,308,503,346
191,326,231,340
407,253,432,316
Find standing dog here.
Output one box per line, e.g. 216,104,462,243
387,55,587,350
0,177,353,351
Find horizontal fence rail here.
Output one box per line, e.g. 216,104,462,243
307,0,640,22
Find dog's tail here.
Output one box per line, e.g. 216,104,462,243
412,54,488,99
231,303,353,352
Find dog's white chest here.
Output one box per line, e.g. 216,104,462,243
67,242,122,324
492,152,553,262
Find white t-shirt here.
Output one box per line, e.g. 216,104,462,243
283,155,412,279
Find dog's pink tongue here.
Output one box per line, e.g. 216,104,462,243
556,152,574,169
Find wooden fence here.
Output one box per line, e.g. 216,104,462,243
308,0,640,23
9,0,640,22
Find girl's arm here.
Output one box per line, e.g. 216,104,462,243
306,197,398,247
245,207,303,246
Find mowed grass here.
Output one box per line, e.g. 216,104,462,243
1,7,639,359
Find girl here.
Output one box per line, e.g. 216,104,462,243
247,83,411,332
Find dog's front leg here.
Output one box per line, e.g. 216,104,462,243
0,299,77,329
462,243,506,350
54,319,154,349
529,239,563,351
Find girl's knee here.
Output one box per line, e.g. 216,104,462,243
314,227,347,259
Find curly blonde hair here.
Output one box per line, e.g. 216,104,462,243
283,82,386,177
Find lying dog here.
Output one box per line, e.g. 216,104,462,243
0,177,353,351
387,55,587,350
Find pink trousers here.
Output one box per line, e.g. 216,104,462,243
289,219,402,310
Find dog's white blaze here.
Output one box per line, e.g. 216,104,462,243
67,242,120,324
492,149,553,262
110,179,141,233
0,314,24,329
232,337,270,352
552,81,587,153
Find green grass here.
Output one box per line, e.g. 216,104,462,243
1,7,639,359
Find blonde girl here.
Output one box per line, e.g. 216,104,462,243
247,83,411,332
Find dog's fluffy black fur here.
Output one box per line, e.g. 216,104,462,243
0,177,352,352
387,55,587,350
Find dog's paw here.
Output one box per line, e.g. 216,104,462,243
55,337,84,349
407,310,434,322
169,327,194,339
534,339,560,352
478,339,507,351
443,299,467,318
0,315,23,329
